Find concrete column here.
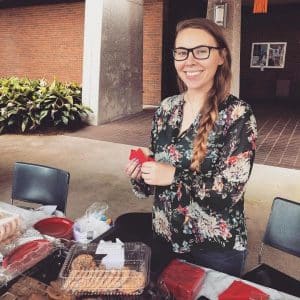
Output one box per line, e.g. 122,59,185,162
206,0,241,98
82,0,143,125
82,0,103,125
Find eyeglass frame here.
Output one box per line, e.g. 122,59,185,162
172,45,223,61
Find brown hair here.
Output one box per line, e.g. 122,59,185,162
175,18,232,171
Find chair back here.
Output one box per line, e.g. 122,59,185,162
263,197,300,258
11,162,70,213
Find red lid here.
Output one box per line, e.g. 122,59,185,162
3,239,52,268
34,217,74,239
159,259,206,300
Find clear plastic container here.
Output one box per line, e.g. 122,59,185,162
0,239,56,287
0,209,21,243
59,242,151,296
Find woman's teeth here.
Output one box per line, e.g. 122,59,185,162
185,71,202,76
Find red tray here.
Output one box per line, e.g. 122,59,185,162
34,217,74,239
3,239,52,268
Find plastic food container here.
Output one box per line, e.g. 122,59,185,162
0,239,54,286
0,209,21,243
59,242,151,296
158,259,206,300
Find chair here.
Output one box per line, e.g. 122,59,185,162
243,197,300,297
11,162,70,214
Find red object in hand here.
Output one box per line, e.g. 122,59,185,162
218,280,269,300
159,259,206,300
129,148,154,164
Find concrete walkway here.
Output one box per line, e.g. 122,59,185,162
0,133,299,279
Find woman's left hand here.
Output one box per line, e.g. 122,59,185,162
141,161,175,186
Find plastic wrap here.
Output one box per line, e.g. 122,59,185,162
59,242,151,296
0,209,21,243
0,239,56,287
73,202,112,243
0,228,44,257
158,259,206,300
0,202,56,230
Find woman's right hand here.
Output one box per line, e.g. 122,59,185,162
125,159,142,181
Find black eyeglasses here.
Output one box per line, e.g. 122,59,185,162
172,45,222,61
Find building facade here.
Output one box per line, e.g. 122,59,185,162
0,0,299,124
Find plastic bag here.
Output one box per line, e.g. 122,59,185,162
73,202,111,243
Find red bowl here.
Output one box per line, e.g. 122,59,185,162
34,217,74,240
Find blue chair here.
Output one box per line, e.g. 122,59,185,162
243,197,300,297
11,162,70,214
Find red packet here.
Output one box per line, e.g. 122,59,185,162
218,280,269,300
158,259,206,300
129,148,154,164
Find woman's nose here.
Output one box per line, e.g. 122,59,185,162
185,51,196,64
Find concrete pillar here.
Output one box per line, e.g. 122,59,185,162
82,0,103,125
82,0,143,125
206,0,241,98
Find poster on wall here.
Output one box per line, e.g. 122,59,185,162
250,42,287,69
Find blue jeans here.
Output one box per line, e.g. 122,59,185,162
191,247,247,277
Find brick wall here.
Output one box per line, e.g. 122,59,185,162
0,2,84,83
0,1,163,105
143,0,163,106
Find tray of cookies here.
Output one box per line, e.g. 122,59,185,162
59,242,151,296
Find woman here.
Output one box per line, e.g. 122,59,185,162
125,18,257,277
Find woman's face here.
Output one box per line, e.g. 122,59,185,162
174,28,224,93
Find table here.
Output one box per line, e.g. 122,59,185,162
95,213,300,300
0,210,299,299
0,201,54,229
199,267,300,300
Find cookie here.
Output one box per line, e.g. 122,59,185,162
70,254,96,270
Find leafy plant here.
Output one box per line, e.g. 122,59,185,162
0,77,92,133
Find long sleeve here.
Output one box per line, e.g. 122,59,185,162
173,106,257,211
148,95,257,252
166,104,257,249
130,105,164,198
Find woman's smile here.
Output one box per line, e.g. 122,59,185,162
184,70,203,77
174,28,224,93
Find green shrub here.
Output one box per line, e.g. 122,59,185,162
0,77,92,133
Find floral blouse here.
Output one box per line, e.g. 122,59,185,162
131,94,257,253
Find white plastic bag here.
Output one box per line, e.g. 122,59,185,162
73,202,111,243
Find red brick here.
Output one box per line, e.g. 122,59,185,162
0,2,84,83
0,1,163,106
143,0,163,105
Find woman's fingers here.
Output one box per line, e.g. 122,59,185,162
131,163,142,179
125,159,141,179
141,148,153,157
141,161,154,174
136,169,142,180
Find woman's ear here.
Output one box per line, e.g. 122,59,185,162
218,49,226,66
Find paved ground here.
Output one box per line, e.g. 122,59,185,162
254,102,300,170
66,102,300,170
66,107,154,148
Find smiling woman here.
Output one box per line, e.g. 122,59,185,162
125,18,257,278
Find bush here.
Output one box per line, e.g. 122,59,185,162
0,77,92,133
